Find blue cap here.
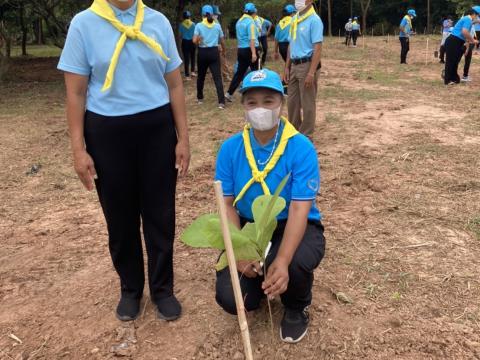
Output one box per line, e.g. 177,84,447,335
284,4,296,15
354,16,358,20
408,9,416,18
213,5,221,15
473,6,480,14
202,5,214,16
240,69,284,95
244,3,257,13
183,10,191,18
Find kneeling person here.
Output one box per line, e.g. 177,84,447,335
214,69,326,344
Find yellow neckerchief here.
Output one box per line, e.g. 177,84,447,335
352,20,358,26
89,0,170,91
278,16,292,30
234,117,299,206
202,17,215,28
240,14,254,22
403,15,412,31
181,19,194,29
290,6,316,40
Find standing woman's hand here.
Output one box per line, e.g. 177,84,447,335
74,149,97,191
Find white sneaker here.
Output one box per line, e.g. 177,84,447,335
185,76,192,81
191,72,197,77
225,93,233,102
218,103,225,110
197,99,204,105
461,76,472,82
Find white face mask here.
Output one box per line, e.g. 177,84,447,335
245,107,281,131
295,0,307,11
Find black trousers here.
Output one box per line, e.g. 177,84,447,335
181,39,196,76
227,47,260,96
279,42,289,62
439,45,446,62
197,47,225,104
463,43,475,77
215,220,326,315
444,35,465,84
84,105,178,303
476,31,480,49
352,30,359,45
345,31,352,46
259,35,268,65
399,37,410,64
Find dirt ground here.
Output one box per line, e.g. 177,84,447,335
1,36,480,360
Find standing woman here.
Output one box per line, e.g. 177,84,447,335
179,10,197,80
351,17,361,47
193,5,227,109
225,3,259,102
57,0,190,321
399,9,416,64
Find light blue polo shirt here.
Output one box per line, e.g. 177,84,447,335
194,21,224,48
288,12,324,60
452,16,473,41
57,1,182,117
475,22,480,32
179,21,196,40
352,21,360,31
237,15,259,48
260,18,272,36
215,122,321,222
399,16,412,37
275,18,291,43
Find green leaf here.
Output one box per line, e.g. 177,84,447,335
254,174,291,230
215,245,262,271
181,214,219,248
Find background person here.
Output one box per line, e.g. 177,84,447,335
57,0,190,322
351,17,361,47
258,15,273,66
345,18,353,46
179,10,197,79
193,4,227,109
214,69,326,344
399,9,416,64
439,16,453,64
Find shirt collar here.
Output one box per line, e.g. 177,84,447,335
110,0,138,17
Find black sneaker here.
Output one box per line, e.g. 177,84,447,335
280,307,310,344
155,295,182,321
116,297,141,322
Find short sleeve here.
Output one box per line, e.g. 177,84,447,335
291,142,320,201
464,18,473,30
179,25,184,36
248,21,256,40
400,18,407,27
218,25,224,38
266,20,272,28
57,17,90,76
310,17,324,43
164,19,182,73
215,142,235,196
275,25,280,40
194,24,200,37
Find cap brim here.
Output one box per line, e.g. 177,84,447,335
240,85,284,95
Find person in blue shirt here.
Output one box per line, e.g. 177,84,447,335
225,3,260,102
57,0,190,323
399,9,416,64
193,5,227,109
439,16,453,63
274,4,296,62
351,16,361,47
475,17,480,50
444,7,480,85
256,15,273,66
215,69,325,344
179,11,196,79
284,0,324,138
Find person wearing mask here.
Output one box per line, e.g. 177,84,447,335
179,10,196,79
225,3,259,102
193,5,227,109
399,9,417,64
214,69,325,344
274,5,296,62
461,25,478,82
345,18,353,46
57,0,190,322
284,0,324,138
257,15,273,66
439,16,453,63
443,7,480,85
351,17,361,47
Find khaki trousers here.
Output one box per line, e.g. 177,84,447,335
287,62,319,137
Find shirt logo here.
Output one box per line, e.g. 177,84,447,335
307,179,319,192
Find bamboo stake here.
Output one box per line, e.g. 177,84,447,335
425,37,429,65
213,181,254,360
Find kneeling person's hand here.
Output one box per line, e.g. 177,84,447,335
237,260,263,278
262,258,289,299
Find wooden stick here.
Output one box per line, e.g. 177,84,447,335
425,37,429,65
213,181,254,360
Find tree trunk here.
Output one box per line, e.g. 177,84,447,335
427,0,431,34
6,37,11,58
19,3,28,56
359,0,372,34
327,0,332,36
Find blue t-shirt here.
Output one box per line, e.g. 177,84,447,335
57,1,182,116
215,122,322,221
236,15,259,48
179,20,196,40
275,17,292,43
289,12,324,59
352,21,360,31
399,16,412,38
452,16,473,41
260,18,272,36
194,21,224,48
